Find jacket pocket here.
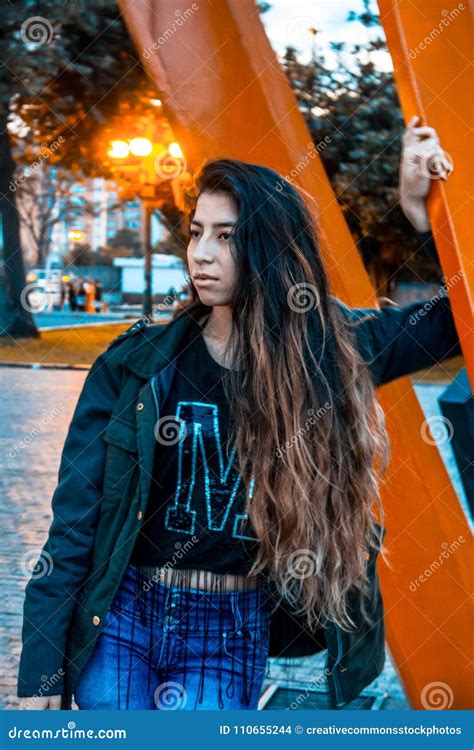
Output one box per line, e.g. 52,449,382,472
102,417,139,503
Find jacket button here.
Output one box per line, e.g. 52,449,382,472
137,402,144,411
92,615,101,626
137,510,143,520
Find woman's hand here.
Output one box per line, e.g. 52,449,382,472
399,115,453,232
19,695,62,710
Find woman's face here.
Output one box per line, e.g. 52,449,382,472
187,191,238,306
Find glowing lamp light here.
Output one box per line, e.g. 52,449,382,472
108,140,130,159
168,142,183,159
130,138,153,157
68,230,84,242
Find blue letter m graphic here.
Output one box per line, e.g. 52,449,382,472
164,402,256,540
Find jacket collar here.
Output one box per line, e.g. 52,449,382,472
122,299,210,379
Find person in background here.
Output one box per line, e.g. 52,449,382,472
94,279,104,313
67,280,77,312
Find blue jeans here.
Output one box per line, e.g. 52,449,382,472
75,564,273,710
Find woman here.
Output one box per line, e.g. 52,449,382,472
17,119,459,710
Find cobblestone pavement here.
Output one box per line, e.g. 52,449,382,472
0,368,413,710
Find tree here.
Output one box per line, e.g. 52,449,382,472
0,0,155,336
280,2,440,295
0,112,38,337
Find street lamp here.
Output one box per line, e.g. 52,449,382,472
107,136,184,317
129,138,153,157
108,141,130,159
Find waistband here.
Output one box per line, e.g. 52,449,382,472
134,565,261,593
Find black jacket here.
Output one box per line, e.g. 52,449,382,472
17,275,462,709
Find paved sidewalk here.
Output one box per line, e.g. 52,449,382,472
1,368,411,710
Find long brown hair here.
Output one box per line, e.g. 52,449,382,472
184,158,390,632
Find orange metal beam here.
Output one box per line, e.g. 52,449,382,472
379,0,474,385
118,0,472,709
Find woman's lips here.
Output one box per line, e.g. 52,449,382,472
194,277,218,286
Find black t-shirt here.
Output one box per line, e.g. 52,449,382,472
130,317,260,574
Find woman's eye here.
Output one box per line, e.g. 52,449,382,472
189,229,200,239
219,232,232,241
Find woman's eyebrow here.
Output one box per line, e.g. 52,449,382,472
190,219,237,228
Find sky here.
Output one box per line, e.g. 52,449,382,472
260,0,393,71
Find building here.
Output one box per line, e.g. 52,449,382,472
113,254,189,304
51,177,165,257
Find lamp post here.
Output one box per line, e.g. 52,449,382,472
107,136,184,319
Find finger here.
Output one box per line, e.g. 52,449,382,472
441,155,454,172
407,115,421,128
416,136,442,152
412,126,439,141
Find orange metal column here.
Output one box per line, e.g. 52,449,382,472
119,0,472,708
379,0,474,383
